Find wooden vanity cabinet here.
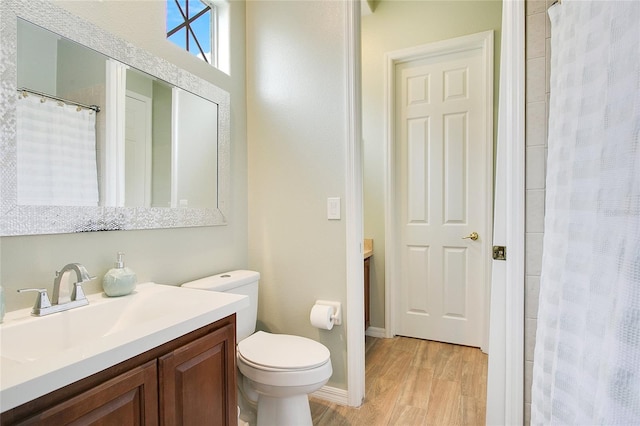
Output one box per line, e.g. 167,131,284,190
2,315,237,426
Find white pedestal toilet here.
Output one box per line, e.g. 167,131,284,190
182,270,332,426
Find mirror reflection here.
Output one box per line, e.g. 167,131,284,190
16,18,218,210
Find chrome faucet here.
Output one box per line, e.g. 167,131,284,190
52,263,93,305
18,263,95,316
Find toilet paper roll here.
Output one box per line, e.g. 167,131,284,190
310,304,334,330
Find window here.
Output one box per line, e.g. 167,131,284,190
167,0,217,66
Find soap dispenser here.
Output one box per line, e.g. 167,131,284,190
103,252,137,297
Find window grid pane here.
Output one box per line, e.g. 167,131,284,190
166,0,215,66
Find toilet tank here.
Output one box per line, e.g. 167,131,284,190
181,270,260,342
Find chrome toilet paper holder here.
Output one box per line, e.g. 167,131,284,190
314,300,342,326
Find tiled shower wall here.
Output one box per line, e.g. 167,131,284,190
525,0,552,423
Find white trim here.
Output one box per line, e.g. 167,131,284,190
482,32,495,353
344,0,365,408
383,31,494,346
365,326,387,339
209,0,230,75
485,1,525,424
383,43,397,339
170,87,180,209
104,58,128,207
504,0,526,422
312,385,350,406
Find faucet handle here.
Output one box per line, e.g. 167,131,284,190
17,288,53,314
71,281,89,302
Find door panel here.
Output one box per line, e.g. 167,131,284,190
443,113,467,224
395,41,490,347
407,245,430,315
124,93,151,207
407,117,430,223
443,247,467,318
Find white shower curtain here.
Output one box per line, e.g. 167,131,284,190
531,1,640,424
16,94,99,206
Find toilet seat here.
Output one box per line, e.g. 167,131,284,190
237,331,333,389
238,331,330,371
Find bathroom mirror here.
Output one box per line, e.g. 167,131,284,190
0,0,230,235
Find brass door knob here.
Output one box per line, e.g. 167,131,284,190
462,232,479,241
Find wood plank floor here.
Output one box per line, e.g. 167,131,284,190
310,336,488,425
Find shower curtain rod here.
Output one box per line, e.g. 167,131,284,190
17,87,101,113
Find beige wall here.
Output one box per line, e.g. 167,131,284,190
1,0,248,311
246,1,350,389
361,0,502,330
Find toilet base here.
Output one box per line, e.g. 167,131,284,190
256,394,312,426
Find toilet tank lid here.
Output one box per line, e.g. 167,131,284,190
181,270,260,292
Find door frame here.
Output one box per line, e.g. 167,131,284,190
345,2,525,419
345,0,525,424
345,0,365,407
105,58,128,207
384,30,494,352
485,1,526,423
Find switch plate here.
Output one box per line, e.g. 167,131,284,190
327,197,341,220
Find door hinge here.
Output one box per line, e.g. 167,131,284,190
493,246,506,261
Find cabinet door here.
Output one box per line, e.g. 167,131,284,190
17,360,158,426
159,323,236,426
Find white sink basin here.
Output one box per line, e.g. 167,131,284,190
0,282,248,412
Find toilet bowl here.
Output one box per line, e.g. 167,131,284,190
181,270,332,426
238,331,332,425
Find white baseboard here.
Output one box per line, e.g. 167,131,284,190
365,326,386,338
311,385,349,406
311,328,388,408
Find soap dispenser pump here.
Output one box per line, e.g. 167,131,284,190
103,252,137,297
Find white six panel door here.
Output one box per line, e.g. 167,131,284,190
395,45,488,347
124,92,152,207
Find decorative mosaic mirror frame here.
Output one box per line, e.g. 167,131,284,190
0,0,230,235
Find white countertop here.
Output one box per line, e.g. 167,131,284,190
0,282,248,412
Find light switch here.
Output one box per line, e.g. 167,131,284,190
327,197,341,220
